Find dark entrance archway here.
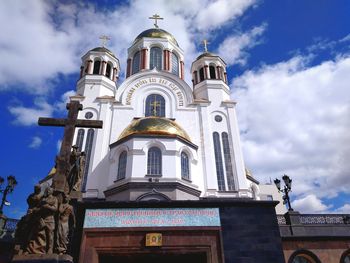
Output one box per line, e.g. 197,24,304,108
100,252,207,263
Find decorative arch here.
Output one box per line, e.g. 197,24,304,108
136,189,171,201
340,249,350,263
288,250,321,263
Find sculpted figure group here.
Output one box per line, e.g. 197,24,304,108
14,146,84,256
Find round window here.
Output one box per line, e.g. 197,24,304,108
85,112,93,119
215,115,222,122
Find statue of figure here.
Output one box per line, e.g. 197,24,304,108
68,145,85,192
56,194,75,255
26,187,58,254
14,185,43,255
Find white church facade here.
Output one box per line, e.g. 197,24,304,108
69,25,278,206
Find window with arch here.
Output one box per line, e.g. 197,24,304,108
289,250,320,263
222,132,235,190
82,128,95,191
93,60,101,75
75,129,85,151
116,151,127,180
132,51,140,74
147,147,162,176
209,65,216,79
171,52,179,75
199,67,205,82
181,152,190,180
145,94,165,117
105,62,112,78
213,132,225,191
340,250,350,263
150,47,162,70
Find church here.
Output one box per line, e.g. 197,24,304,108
59,16,287,263
4,16,350,263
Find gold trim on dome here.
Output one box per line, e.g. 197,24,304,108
134,28,179,46
118,117,191,142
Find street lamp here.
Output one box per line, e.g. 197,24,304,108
274,174,293,211
0,175,18,215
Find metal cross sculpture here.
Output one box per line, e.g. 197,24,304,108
202,39,210,52
150,99,161,116
149,14,164,28
38,101,103,193
99,35,111,47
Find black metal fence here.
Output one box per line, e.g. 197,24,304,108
277,214,350,225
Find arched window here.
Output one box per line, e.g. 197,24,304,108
116,151,127,180
181,152,190,180
340,250,350,263
288,250,320,263
82,129,95,191
150,47,162,70
75,129,85,151
147,147,162,176
132,51,140,74
222,132,235,190
93,60,101,75
145,94,165,117
105,62,112,78
213,132,225,191
171,52,179,75
199,67,205,81
209,65,216,79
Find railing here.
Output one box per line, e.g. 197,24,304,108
277,214,350,225
3,218,19,232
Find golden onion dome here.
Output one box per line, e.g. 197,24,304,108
118,117,191,142
134,28,179,47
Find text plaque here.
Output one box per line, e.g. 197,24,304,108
83,208,221,228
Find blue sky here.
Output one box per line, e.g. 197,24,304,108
0,0,349,218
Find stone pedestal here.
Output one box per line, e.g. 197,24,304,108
12,254,73,263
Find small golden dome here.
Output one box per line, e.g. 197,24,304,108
134,28,179,47
118,117,191,142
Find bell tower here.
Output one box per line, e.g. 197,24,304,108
77,43,120,98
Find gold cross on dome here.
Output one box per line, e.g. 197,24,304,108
202,39,210,52
149,14,164,28
150,99,161,116
99,35,111,47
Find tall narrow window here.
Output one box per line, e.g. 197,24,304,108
145,94,165,117
199,67,205,81
117,151,127,180
147,147,162,176
171,52,179,75
213,132,225,191
222,132,235,190
75,129,85,152
181,152,190,180
132,51,140,74
82,129,94,191
209,65,216,79
105,62,112,78
93,60,101,74
150,47,162,70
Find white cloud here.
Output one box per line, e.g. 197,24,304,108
29,136,42,149
292,194,331,213
55,90,76,112
334,204,350,214
0,0,258,94
8,98,54,126
218,24,267,66
232,54,350,203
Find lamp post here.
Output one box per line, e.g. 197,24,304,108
0,175,17,215
274,174,293,211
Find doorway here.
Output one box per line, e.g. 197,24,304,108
100,252,207,263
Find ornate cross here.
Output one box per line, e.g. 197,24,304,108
150,99,161,116
149,14,164,28
99,35,111,47
38,101,103,193
202,39,210,52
